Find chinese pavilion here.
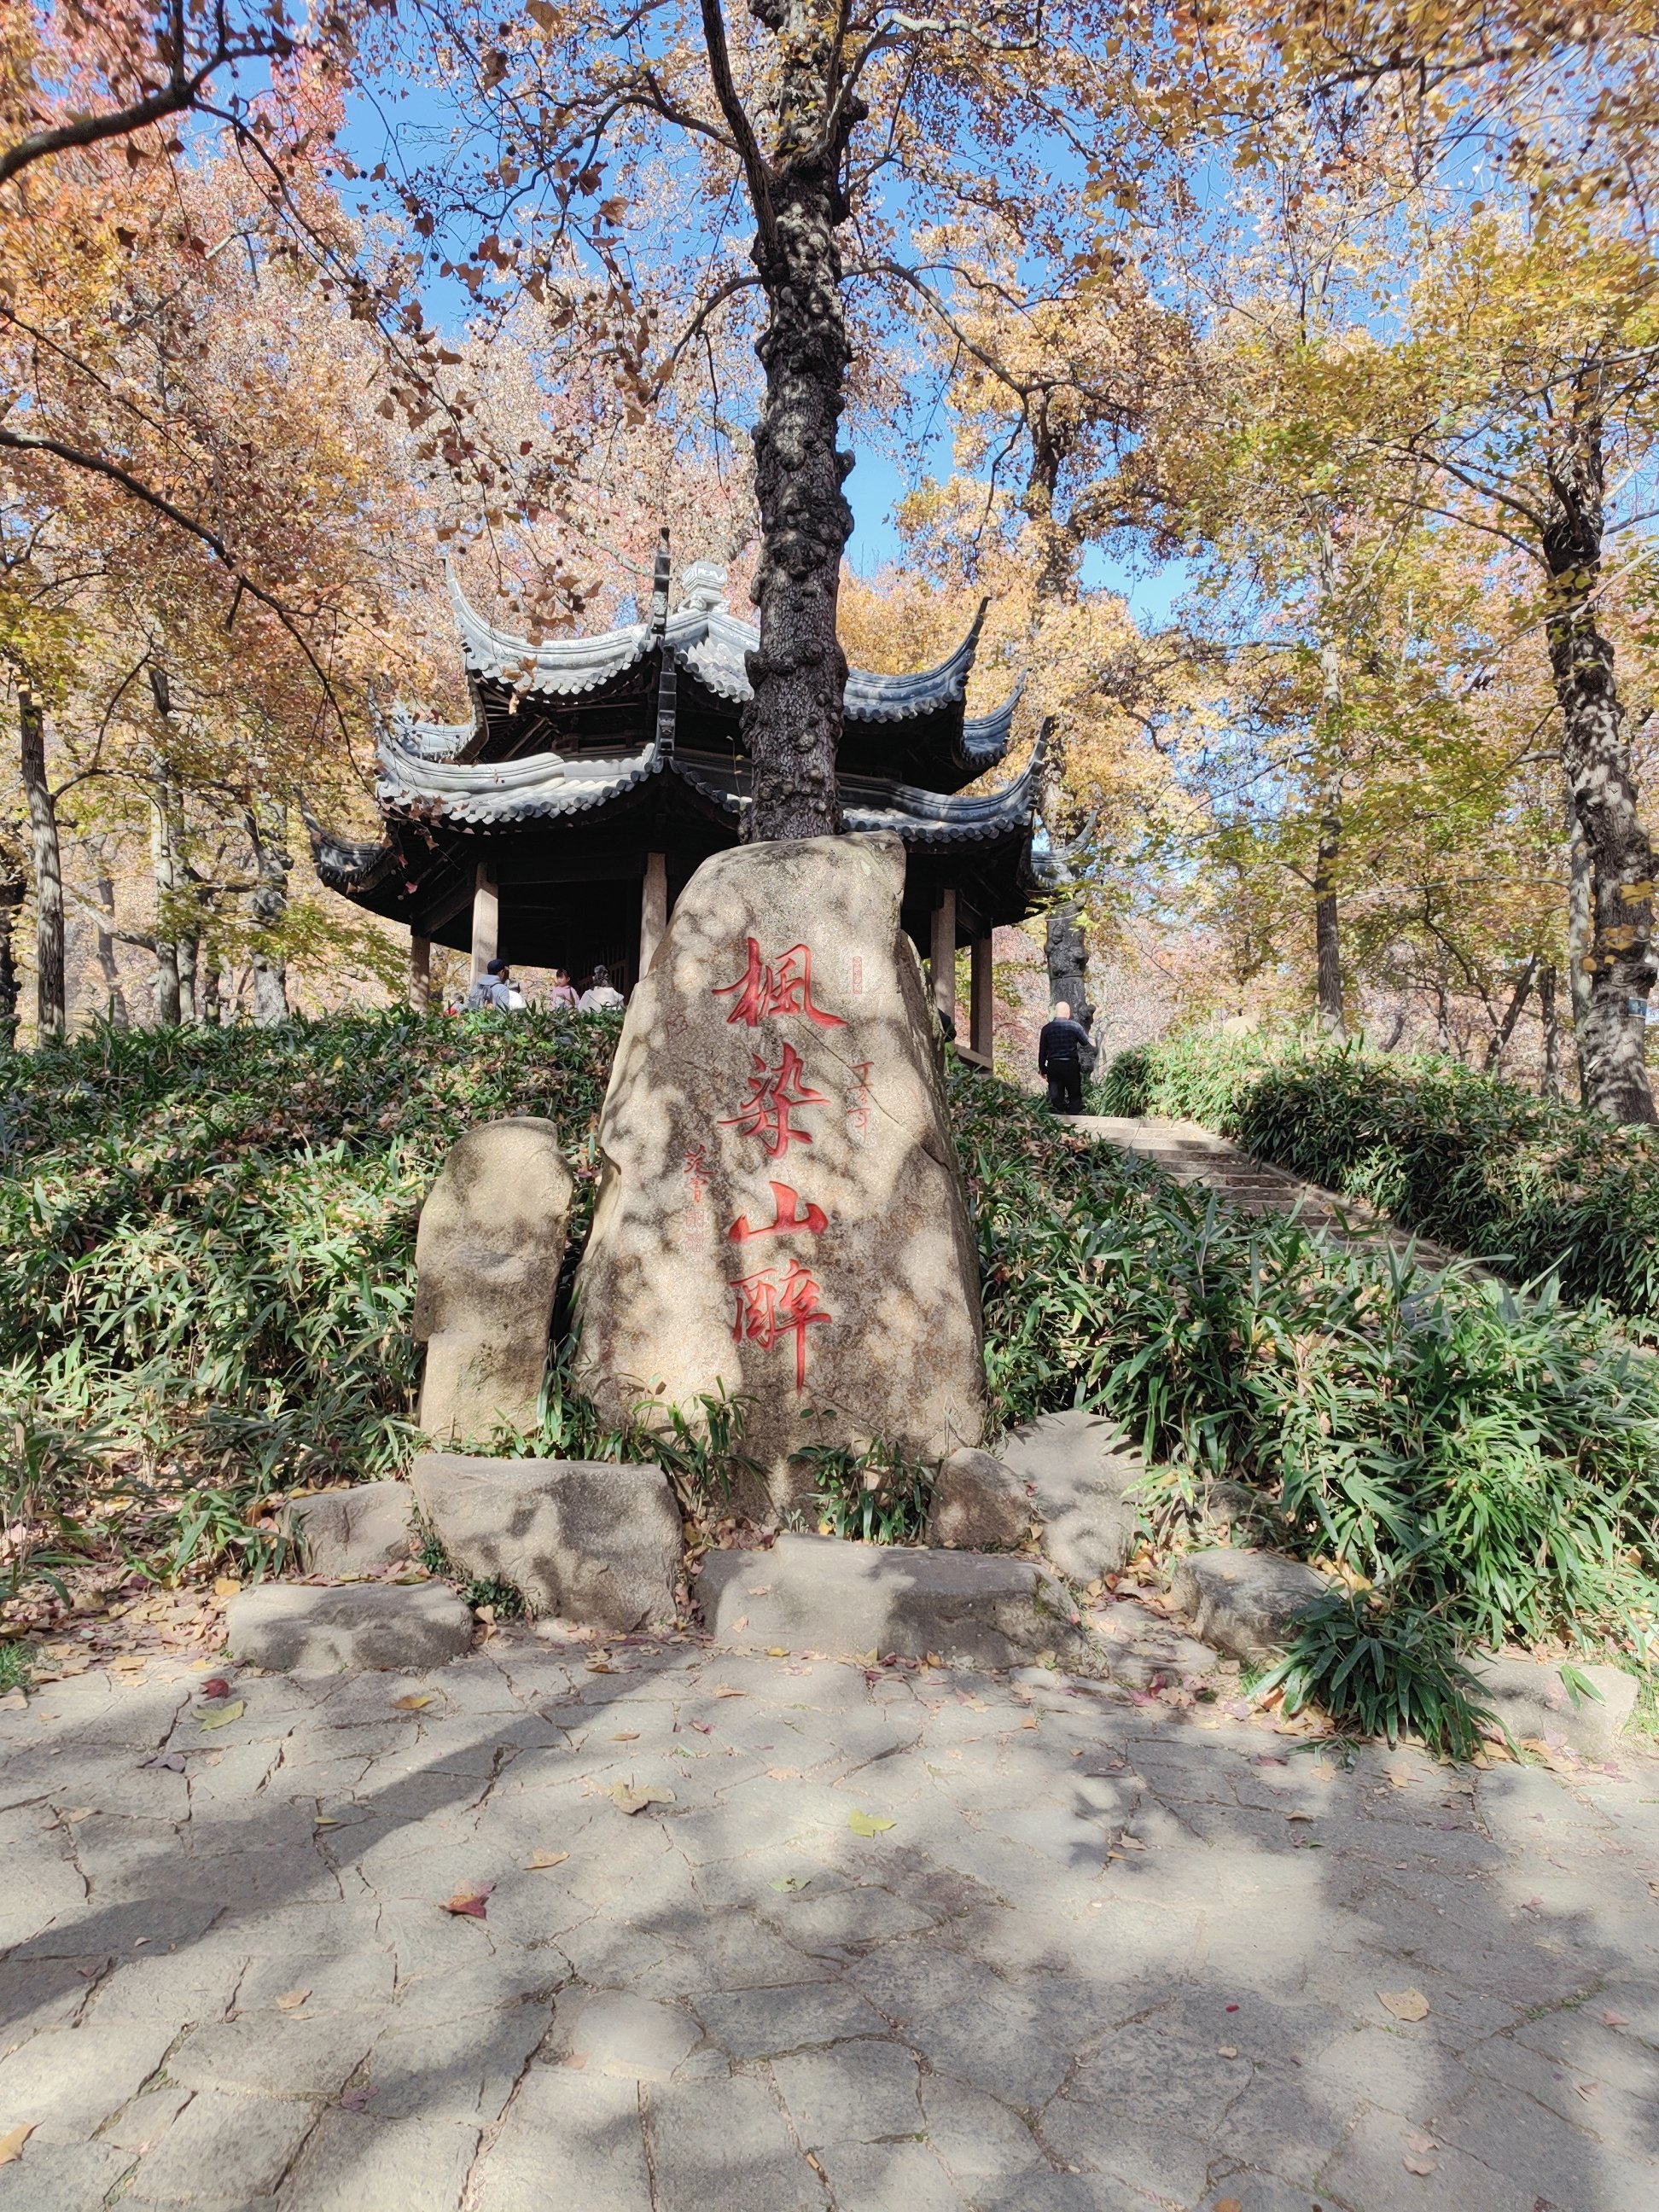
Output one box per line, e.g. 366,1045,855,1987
311,537,1044,1059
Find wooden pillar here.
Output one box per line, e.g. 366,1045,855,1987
970,934,993,1059
639,852,668,978
410,933,432,1011
929,888,957,1028
469,864,498,982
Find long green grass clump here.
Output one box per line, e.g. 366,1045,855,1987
1097,1030,1659,1328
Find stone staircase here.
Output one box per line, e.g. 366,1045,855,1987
1071,1113,1467,1272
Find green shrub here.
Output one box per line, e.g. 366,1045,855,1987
1097,1031,1659,1328
958,1065,1659,1656
0,1010,617,1578
1256,1586,1498,1760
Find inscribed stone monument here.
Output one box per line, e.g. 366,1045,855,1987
574,831,984,1502
414,1116,573,1445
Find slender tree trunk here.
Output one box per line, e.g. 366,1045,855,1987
1433,973,1451,1056
1313,798,1343,1036
247,800,290,1025
199,960,221,1026
0,850,22,1050
1540,962,1563,1098
739,26,850,842
149,776,182,1025
1540,395,1656,1121
1483,955,1536,1074
177,930,199,1025
90,871,128,1026
20,690,64,1037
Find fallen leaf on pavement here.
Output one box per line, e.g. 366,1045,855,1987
199,1678,231,1700
1406,2132,1436,2155
1379,1989,1430,2023
393,1694,433,1711
60,1807,97,1825
1604,2009,1629,2027
112,1655,146,1673
766,1646,789,1657
612,1732,639,1741
712,1685,745,1699
1285,1810,1314,1823
1386,1766,1414,1790
1020,1717,1039,1731
1403,2155,1437,2176
1216,2044,1238,2059
690,1720,713,1735
847,1809,895,1837
525,1850,569,1871
0,2123,34,2165
1213,2201,1242,2212
213,1578,242,1598
1575,2081,1602,2100
610,1783,674,1815
443,1884,494,1918
584,1656,614,1674
766,1767,800,1780
730,1616,748,1633
275,1988,311,2011
339,2088,372,2111
198,1700,244,1730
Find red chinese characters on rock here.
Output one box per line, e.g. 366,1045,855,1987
680,1144,713,1248
719,1043,828,1160
713,939,846,1030
729,1260,833,1391
846,1060,874,1145
728,1181,830,1243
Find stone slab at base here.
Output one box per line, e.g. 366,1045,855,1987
410,1453,681,1632
282,1481,416,1577
698,1533,1095,1673
1472,1654,1638,1760
225,1582,474,1674
1169,1547,1330,1662
997,1410,1144,1580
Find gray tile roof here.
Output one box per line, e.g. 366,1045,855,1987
446,568,1004,725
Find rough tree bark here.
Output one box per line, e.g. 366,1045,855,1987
1541,393,1656,1122
1482,955,1536,1074
148,780,183,1025
19,690,64,1036
247,800,291,1025
703,0,852,841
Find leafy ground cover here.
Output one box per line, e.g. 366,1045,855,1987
0,1016,1654,1754
1098,1030,1659,1330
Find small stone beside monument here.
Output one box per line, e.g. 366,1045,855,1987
413,1116,573,1446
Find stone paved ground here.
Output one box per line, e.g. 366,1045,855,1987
1070,1118,1464,1273
0,1629,1655,2212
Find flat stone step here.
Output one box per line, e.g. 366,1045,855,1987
225,1580,474,1674
698,1533,1095,1673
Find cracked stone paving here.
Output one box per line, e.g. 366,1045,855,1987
0,1627,1655,2211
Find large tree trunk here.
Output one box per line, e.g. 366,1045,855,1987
738,15,851,842
0,846,22,1050
1540,396,1656,1122
1045,901,1094,1031
247,800,291,1025
1567,800,1594,1098
20,690,64,1036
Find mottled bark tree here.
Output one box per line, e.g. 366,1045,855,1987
1539,398,1656,1122
247,800,292,1025
0,833,23,1050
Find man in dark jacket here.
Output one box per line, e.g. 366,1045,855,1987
1037,999,1092,1115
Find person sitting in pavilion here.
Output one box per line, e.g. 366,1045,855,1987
578,963,625,1012
546,966,579,1010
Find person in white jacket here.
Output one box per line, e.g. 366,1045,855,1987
578,962,625,1012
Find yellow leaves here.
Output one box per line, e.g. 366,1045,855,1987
0,2123,34,2165
525,1849,569,1871
1378,1988,1430,2023
197,1699,244,1730
609,1782,674,1815
847,1809,895,1837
